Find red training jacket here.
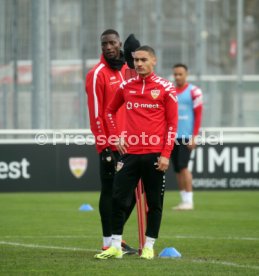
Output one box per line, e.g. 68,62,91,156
85,54,128,153
105,72,178,159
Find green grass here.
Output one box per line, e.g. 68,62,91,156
0,191,259,276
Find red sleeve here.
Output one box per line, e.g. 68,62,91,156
161,86,178,159
193,105,202,136
105,87,125,137
85,66,109,150
191,87,203,136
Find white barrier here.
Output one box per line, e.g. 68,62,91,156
0,128,259,144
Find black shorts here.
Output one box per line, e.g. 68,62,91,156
113,153,165,202
171,139,192,173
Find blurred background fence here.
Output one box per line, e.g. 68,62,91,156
0,0,258,129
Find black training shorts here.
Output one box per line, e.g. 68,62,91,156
171,139,192,173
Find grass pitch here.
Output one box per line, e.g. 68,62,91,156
0,191,259,275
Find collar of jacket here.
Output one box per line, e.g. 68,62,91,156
136,72,156,83
100,53,125,71
100,54,109,66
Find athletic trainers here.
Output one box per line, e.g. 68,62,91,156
121,240,138,255
101,241,138,255
172,202,194,211
140,247,154,260
94,246,123,259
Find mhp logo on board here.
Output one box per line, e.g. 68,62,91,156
189,144,259,189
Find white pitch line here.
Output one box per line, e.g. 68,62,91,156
0,241,100,253
164,235,259,241
1,235,95,239
1,240,259,271
1,235,259,241
192,259,259,271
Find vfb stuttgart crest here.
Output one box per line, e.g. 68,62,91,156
69,157,87,179
151,89,160,99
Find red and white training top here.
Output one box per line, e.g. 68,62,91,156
85,54,128,153
105,72,178,159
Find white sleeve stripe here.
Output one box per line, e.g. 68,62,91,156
169,93,178,102
93,63,105,118
192,87,202,97
193,95,203,108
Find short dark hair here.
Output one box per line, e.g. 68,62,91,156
101,29,120,39
135,45,156,57
173,63,188,71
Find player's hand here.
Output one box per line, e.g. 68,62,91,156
115,137,129,155
156,156,169,172
187,136,196,151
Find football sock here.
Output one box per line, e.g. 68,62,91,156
180,190,186,203
111,234,122,250
185,192,193,204
144,236,156,249
103,236,112,247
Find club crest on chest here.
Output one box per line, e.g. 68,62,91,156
151,89,160,99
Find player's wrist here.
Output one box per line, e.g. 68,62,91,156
160,151,171,159
190,135,197,145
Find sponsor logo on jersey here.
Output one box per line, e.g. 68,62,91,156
126,102,133,110
126,101,159,110
110,76,116,80
179,115,189,120
69,157,87,178
151,89,160,99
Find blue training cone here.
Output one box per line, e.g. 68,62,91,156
79,204,94,211
159,247,182,258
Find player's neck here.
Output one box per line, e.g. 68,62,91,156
139,71,154,79
177,82,188,89
176,82,188,93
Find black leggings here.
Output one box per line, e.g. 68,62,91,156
112,153,165,239
99,151,135,237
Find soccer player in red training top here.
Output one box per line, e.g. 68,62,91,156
85,29,140,253
171,64,203,211
94,45,178,260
